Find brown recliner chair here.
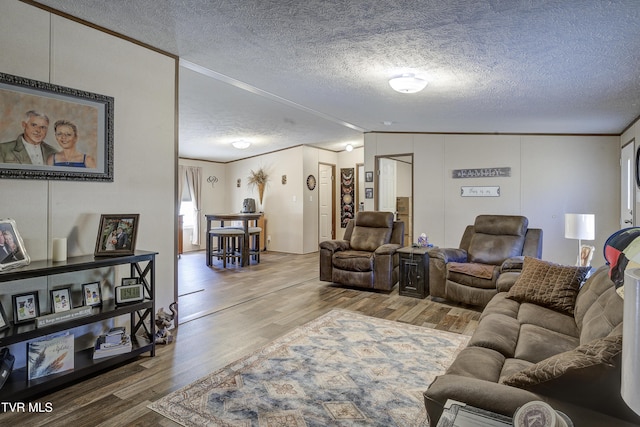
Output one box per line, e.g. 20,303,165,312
319,211,404,291
428,215,542,307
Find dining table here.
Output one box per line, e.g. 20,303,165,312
205,212,263,267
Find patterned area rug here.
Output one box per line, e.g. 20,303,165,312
148,309,469,426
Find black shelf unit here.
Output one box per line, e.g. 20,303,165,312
0,250,156,401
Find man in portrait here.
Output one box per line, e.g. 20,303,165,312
0,110,58,165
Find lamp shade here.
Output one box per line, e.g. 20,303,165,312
564,213,595,240
623,268,640,415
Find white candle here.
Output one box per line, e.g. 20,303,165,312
52,238,67,262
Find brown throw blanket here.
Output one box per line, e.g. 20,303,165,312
448,262,496,279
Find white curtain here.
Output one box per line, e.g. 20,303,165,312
182,166,203,245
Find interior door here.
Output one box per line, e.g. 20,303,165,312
319,163,335,242
378,158,397,213
621,141,635,228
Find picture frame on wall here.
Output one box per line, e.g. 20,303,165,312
365,188,374,199
82,282,102,307
0,218,30,271
12,291,40,324
365,171,373,182
94,214,139,257
0,72,113,181
50,288,73,313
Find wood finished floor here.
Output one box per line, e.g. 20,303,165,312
0,251,481,426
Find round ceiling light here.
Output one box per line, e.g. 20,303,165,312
231,140,251,149
388,73,427,94
345,144,353,152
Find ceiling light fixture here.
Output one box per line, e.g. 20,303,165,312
388,73,427,94
345,144,353,152
232,140,251,149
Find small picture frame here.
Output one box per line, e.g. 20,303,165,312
365,188,374,199
12,291,40,324
115,283,144,305
50,288,72,313
82,282,102,307
0,301,10,332
0,218,30,271
365,171,374,182
94,214,139,257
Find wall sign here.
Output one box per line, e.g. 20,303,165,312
461,186,500,197
452,167,511,179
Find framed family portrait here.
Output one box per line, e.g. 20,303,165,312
94,214,139,257
50,288,72,313
0,218,30,271
0,72,114,182
12,291,40,324
82,282,102,307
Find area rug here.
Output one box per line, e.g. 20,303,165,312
148,309,469,427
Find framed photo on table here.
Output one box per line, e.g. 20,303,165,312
94,214,139,256
12,291,40,324
0,218,30,271
50,288,72,313
82,282,102,307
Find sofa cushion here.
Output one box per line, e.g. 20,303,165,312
444,346,505,382
502,334,622,388
517,303,579,338
506,257,590,315
332,250,373,272
514,324,579,363
468,313,520,357
467,215,528,265
480,292,520,320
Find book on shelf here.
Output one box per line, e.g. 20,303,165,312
104,326,126,344
93,333,132,359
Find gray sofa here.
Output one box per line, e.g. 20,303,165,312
424,260,640,426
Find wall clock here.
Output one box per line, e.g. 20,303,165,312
307,174,316,190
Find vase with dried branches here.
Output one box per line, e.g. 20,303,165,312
248,168,269,205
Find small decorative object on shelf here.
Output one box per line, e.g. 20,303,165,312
94,214,139,257
0,348,15,390
0,301,10,332
0,218,30,271
417,233,430,247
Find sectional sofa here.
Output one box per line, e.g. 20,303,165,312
424,257,640,426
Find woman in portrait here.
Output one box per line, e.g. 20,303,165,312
47,119,97,168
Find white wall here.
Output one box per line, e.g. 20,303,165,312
366,132,620,267
1,2,176,310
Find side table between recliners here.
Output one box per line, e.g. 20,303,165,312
397,245,433,298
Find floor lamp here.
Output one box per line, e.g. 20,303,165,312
564,213,595,266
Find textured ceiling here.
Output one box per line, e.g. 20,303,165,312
33,0,640,162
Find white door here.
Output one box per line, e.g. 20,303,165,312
319,164,334,242
621,141,635,228
378,158,397,214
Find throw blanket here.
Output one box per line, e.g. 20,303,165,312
448,262,496,279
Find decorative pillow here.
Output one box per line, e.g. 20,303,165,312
501,334,622,388
506,257,590,315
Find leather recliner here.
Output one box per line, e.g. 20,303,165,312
319,211,404,291
428,215,543,307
